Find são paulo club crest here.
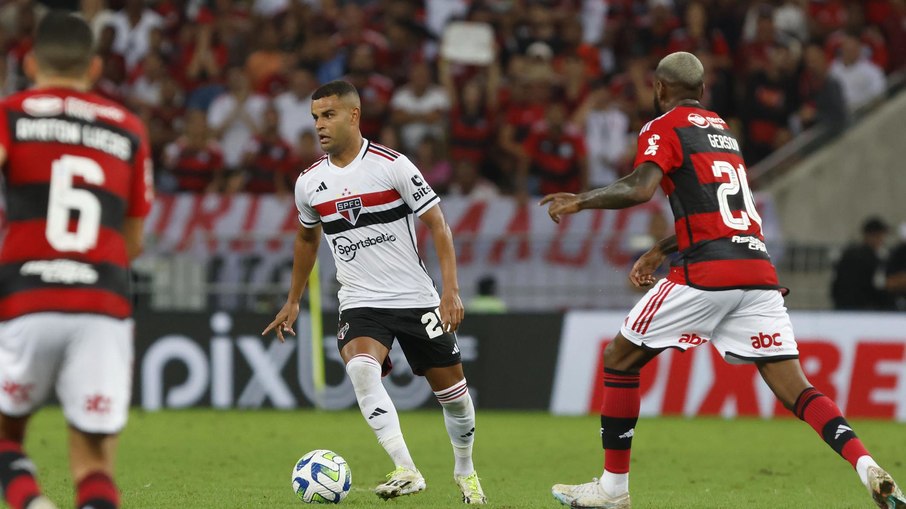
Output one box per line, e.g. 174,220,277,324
336,197,363,225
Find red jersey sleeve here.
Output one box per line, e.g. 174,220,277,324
0,103,10,153
632,118,682,174
128,121,154,218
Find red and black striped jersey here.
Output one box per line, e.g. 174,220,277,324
634,105,779,290
0,87,154,320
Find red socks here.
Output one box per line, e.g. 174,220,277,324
76,471,119,509
601,368,641,474
0,439,41,509
793,387,870,468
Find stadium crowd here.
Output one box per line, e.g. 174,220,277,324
0,0,903,199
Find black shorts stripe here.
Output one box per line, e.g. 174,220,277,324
5,182,126,231
321,203,411,235
0,260,131,300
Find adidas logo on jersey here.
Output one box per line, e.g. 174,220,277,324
316,181,327,192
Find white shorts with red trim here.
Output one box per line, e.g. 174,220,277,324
0,313,133,433
620,280,798,364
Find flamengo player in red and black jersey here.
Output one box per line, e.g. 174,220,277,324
542,52,904,509
263,81,486,504
0,12,152,509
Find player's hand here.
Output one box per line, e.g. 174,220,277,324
629,247,666,288
439,291,464,333
539,193,581,224
262,301,300,343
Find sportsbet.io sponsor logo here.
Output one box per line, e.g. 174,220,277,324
332,233,397,261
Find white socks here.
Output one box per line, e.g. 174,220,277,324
856,455,880,488
599,470,629,498
434,379,476,477
346,354,416,470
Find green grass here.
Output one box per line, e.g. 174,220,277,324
21,409,906,508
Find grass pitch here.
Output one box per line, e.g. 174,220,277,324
23,409,906,508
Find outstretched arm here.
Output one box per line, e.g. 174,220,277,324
419,204,464,333
540,162,664,223
263,223,321,341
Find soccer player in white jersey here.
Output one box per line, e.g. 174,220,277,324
263,80,486,504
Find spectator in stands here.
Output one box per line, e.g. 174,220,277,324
774,0,809,42
146,75,185,166
499,62,553,190
831,216,893,310
741,43,796,165
93,24,128,104
240,102,295,196
245,21,288,94
830,30,887,113
79,0,116,41
448,160,499,201
390,61,451,153
110,0,164,70
275,66,317,144
440,55,499,177
179,21,228,109
2,1,39,94
344,44,393,141
207,66,267,173
413,136,452,194
293,130,321,172
162,109,224,194
796,42,848,133
668,0,732,71
519,101,587,198
571,82,630,188
886,224,906,311
129,51,167,112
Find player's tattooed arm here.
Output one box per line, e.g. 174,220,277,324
577,162,663,210
654,235,678,255
540,162,663,223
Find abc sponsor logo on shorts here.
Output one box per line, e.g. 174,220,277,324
332,233,396,262
750,332,783,350
678,333,706,346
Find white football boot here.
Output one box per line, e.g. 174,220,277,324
374,466,426,499
867,466,906,509
454,471,487,504
552,479,630,509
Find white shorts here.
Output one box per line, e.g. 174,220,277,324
0,313,133,433
620,280,798,364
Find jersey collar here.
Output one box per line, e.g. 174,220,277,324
327,138,369,169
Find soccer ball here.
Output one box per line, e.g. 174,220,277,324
291,449,352,504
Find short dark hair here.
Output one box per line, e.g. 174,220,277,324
34,10,94,77
863,216,889,235
312,80,360,101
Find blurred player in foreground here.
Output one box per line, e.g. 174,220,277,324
263,80,486,504
541,51,905,509
0,12,153,509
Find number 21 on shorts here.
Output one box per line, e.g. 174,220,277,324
421,308,444,338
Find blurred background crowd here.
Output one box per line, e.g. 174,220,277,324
1,0,902,200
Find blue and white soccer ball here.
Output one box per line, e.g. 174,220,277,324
292,449,352,504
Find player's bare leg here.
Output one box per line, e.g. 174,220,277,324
758,359,906,508
68,428,120,509
0,414,56,509
340,337,424,499
552,334,658,509
425,364,486,504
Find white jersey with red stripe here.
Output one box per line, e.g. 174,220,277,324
295,139,441,311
